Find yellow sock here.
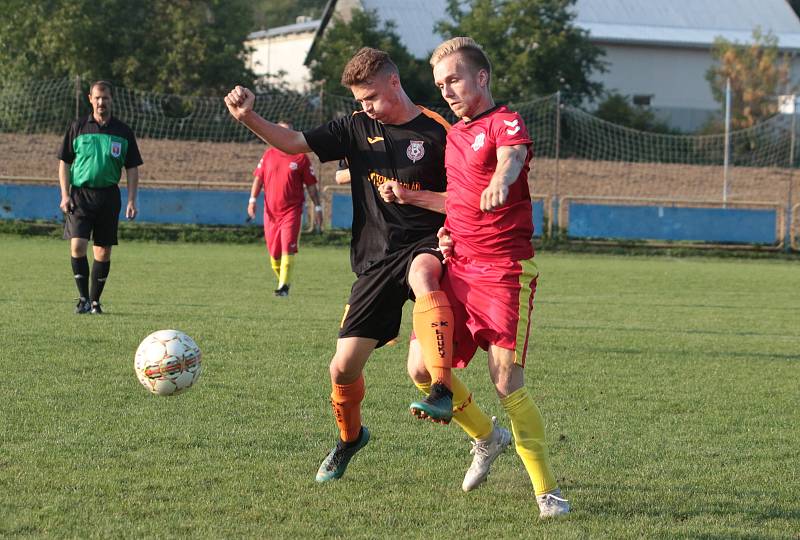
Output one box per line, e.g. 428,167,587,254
501,387,557,495
413,373,492,440
278,254,293,288
270,257,281,281
412,291,453,388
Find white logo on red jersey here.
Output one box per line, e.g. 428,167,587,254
471,132,486,151
289,162,299,170
504,119,520,135
406,140,425,162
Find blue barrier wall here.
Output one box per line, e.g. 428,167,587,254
0,183,291,226
568,203,777,244
330,192,546,236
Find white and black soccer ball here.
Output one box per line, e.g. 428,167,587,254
134,330,202,396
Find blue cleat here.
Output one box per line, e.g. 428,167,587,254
315,426,370,482
409,382,453,424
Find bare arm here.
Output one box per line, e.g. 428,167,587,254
334,168,351,185
378,181,447,214
125,167,139,219
58,160,71,213
307,183,323,231
247,175,262,219
224,86,311,154
480,144,528,212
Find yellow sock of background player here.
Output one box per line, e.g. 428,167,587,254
270,256,281,282
501,387,558,495
278,254,293,289
412,291,453,389
414,373,492,440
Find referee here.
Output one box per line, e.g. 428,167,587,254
58,80,142,314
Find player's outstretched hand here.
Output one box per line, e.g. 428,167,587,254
224,86,255,122
437,226,453,260
480,179,508,212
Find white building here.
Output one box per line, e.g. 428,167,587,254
246,17,320,92
269,0,800,131
574,0,800,130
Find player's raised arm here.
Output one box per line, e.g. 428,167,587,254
480,144,528,212
224,86,311,154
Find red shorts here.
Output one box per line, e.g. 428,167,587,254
442,255,539,368
264,207,302,259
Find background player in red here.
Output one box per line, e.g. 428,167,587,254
246,120,322,297
226,49,511,487
429,37,570,518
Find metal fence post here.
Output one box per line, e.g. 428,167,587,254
552,91,561,234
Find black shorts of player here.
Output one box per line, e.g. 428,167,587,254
339,237,444,348
63,185,122,246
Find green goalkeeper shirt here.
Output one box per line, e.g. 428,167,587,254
57,114,143,188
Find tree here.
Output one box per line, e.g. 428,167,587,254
594,93,677,133
0,0,255,96
706,28,794,129
436,0,606,105
306,9,441,103
251,0,324,31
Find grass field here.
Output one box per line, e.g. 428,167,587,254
1,236,798,539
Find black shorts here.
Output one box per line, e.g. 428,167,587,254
339,237,444,347
63,185,121,246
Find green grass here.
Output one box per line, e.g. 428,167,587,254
1,235,798,538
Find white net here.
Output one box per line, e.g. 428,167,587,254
0,76,796,214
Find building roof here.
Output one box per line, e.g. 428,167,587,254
247,18,320,41
573,0,800,49
311,0,800,58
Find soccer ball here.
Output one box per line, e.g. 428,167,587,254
134,329,202,396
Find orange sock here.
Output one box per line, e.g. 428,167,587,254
413,291,453,389
330,375,365,442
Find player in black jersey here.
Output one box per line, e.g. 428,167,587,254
225,48,506,486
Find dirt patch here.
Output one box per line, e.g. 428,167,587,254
2,132,797,208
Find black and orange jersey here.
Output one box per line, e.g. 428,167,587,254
304,108,449,274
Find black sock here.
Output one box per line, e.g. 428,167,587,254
90,260,111,303
71,256,90,300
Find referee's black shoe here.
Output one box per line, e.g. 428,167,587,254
90,301,103,315
75,298,91,314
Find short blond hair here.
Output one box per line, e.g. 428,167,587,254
429,37,491,79
341,47,398,87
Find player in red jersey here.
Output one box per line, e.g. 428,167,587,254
247,121,322,297
429,37,570,518
226,48,508,486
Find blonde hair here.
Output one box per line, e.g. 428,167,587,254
341,47,398,87
429,37,491,79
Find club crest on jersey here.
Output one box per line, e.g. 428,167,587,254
110,141,122,158
289,162,299,170
406,140,425,162
471,132,486,151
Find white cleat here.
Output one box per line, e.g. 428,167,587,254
462,417,512,492
537,488,570,518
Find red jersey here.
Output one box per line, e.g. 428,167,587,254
253,148,317,217
444,105,534,260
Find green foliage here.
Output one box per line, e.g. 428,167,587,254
307,10,441,103
595,93,678,134
706,28,794,129
0,0,256,96
251,0,324,30
1,238,799,537
436,0,606,105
